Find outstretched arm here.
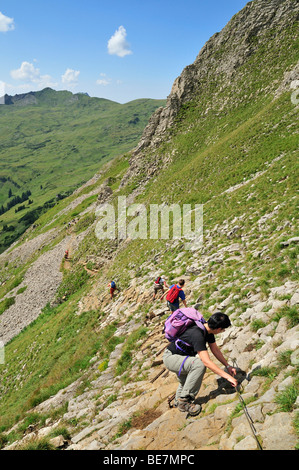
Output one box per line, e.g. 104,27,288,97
160,290,168,301
198,349,238,387
209,342,237,377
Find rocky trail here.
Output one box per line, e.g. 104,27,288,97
0,170,298,450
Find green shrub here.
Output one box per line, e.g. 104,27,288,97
0,297,15,316
0,433,9,450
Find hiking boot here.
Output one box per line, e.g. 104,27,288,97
177,397,202,416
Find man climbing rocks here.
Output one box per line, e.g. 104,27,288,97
108,280,119,300
161,279,187,311
163,311,237,416
153,275,169,300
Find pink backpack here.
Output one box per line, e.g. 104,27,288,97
164,307,206,342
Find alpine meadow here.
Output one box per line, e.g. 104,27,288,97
0,89,165,253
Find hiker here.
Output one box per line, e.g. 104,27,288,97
64,250,69,260
108,280,119,299
163,310,238,416
161,279,187,311
153,276,169,300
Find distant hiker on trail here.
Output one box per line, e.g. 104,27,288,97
163,310,238,416
108,280,119,300
161,279,187,311
64,250,69,260
153,276,169,300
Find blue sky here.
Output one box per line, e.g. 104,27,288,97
0,0,249,103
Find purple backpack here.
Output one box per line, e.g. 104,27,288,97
164,307,206,342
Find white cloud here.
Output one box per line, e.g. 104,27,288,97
61,68,80,87
96,73,111,86
11,61,40,82
0,11,15,32
107,26,132,58
10,61,58,89
38,74,58,89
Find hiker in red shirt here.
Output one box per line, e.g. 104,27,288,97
161,279,187,311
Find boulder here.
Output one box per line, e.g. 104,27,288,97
260,412,297,450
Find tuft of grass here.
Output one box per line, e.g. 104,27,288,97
16,437,56,451
250,320,267,332
273,305,299,329
50,426,71,441
56,265,90,303
276,382,299,412
115,327,148,376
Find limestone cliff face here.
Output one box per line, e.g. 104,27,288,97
119,0,298,192
134,0,298,154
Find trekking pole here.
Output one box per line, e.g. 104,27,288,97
231,358,263,450
234,385,263,451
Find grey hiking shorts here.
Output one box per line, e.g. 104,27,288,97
163,349,206,401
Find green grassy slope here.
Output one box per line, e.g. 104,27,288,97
82,16,299,285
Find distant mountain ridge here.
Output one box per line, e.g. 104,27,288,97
2,88,116,106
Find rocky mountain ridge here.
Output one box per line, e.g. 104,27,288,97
135,0,298,149
122,0,299,191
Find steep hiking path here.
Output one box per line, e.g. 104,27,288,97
63,240,72,271
0,225,90,345
0,236,69,345
63,221,101,276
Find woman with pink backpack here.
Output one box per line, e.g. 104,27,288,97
163,310,238,416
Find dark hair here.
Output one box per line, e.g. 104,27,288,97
208,312,231,330
178,279,185,286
